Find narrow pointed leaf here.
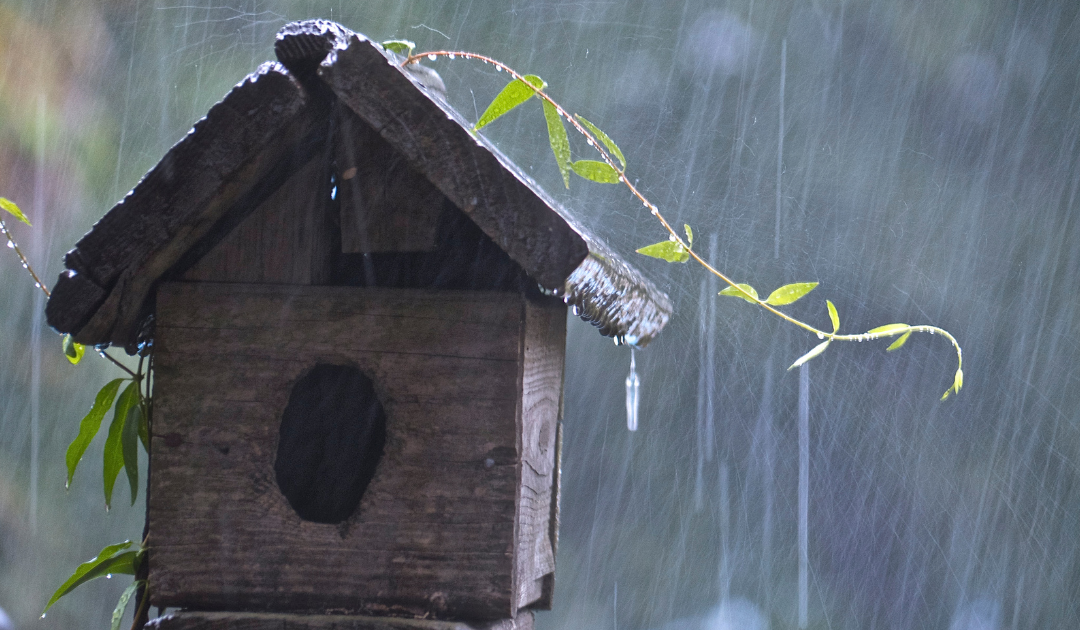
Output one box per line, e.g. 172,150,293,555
380,39,415,56
66,378,124,488
719,283,759,304
111,581,143,630
827,300,839,334
941,368,963,400
0,197,31,225
122,405,142,505
765,282,819,306
42,541,135,614
867,323,909,336
104,382,140,509
137,402,150,452
543,100,571,187
684,224,693,247
788,340,831,370
571,159,620,184
474,74,547,130
636,240,689,263
886,330,912,352
574,114,626,170
63,334,85,365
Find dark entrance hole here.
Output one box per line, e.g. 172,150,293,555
275,364,386,524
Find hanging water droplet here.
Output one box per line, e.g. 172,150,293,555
41,614,46,619
496,66,503,72
6,240,13,248
34,282,40,289
625,349,640,432
817,332,825,340
587,138,595,146
106,574,112,579
448,53,456,60
427,54,436,61
572,305,581,316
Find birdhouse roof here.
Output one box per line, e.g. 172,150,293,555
45,20,671,349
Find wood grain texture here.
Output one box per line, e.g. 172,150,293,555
513,299,564,610
316,35,588,292
181,157,335,284
149,283,562,619
145,610,533,630
336,105,446,253
45,62,326,346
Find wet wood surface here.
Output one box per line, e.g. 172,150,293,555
145,610,533,630
149,282,562,619
46,62,325,346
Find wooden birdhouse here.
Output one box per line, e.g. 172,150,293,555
45,20,671,630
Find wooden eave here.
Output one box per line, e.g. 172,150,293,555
45,19,671,349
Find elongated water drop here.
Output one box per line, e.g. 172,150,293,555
427,54,436,61
625,349,640,432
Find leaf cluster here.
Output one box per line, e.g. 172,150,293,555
450,52,962,396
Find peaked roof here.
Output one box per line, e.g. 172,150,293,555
46,19,671,349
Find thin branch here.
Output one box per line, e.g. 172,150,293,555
0,218,50,298
406,49,964,395
97,348,138,379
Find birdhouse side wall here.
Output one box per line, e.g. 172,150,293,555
514,298,565,610
148,282,559,620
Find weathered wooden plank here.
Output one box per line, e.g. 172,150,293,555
182,157,335,284
300,24,671,346
145,610,533,630
45,61,326,346
336,104,447,253
314,33,588,292
513,298,564,610
149,283,558,619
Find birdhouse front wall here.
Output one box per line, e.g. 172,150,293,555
147,281,565,620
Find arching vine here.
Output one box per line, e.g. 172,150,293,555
385,40,963,400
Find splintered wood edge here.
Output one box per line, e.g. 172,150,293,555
46,62,320,346
309,27,669,347
315,33,588,291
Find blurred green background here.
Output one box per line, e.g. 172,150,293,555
2,1,1079,629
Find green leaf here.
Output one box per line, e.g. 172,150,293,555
636,239,689,263
111,580,143,630
63,334,85,365
887,330,912,352
42,541,136,614
719,283,759,304
827,300,839,334
137,401,150,452
765,282,819,306
571,159,621,184
474,74,547,131
380,39,415,56
867,323,910,335
66,379,125,489
543,100,572,188
941,368,964,400
574,114,626,170
788,339,831,370
684,224,694,247
0,197,31,225
122,404,142,506
104,382,140,509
